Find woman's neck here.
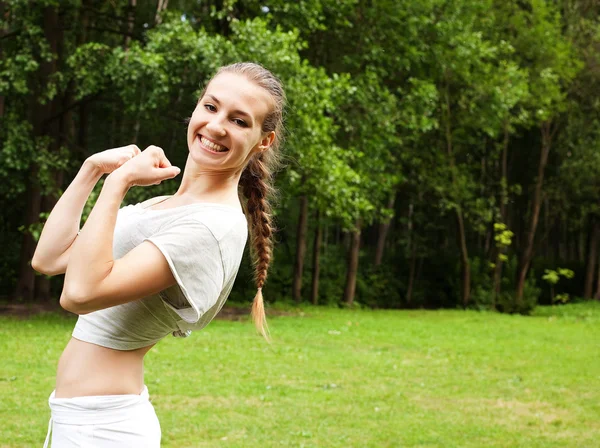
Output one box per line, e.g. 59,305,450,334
172,156,242,206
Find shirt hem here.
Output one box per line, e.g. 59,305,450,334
71,331,162,351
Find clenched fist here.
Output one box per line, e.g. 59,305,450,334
111,145,181,187
86,145,141,175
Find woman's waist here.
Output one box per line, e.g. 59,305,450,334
55,337,153,398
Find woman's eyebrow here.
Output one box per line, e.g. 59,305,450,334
205,94,253,121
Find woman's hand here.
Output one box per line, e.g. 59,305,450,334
110,145,181,187
86,144,141,175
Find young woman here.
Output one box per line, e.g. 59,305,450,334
33,62,285,447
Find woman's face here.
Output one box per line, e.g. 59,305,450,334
187,72,275,172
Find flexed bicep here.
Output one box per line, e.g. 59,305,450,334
60,241,176,315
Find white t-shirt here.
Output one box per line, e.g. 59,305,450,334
71,196,248,350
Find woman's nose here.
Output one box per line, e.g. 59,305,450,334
205,117,226,137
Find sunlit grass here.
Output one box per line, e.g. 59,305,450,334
1,302,599,447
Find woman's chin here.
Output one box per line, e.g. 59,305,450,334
188,149,228,169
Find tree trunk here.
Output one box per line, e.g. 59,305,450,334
35,171,63,302
343,219,362,305
516,121,554,303
292,194,309,304
0,1,5,119
131,85,144,144
478,153,486,252
544,198,550,258
124,0,136,51
406,243,417,305
37,0,84,302
155,0,169,25
406,201,415,304
578,229,586,264
14,5,61,301
558,219,567,260
456,208,471,307
111,108,119,148
310,209,322,305
132,115,141,144
14,169,42,301
444,85,471,306
484,226,491,257
35,270,52,302
568,231,576,261
493,120,510,307
374,192,396,266
76,0,91,158
168,83,186,152
595,254,600,300
584,219,599,299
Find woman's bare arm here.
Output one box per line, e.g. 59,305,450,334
60,146,180,314
32,145,141,276
31,160,103,276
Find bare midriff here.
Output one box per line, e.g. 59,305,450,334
54,337,156,398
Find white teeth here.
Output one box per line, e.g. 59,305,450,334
200,136,227,152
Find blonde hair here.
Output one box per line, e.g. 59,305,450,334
203,62,285,341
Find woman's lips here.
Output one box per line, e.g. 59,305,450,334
197,134,229,154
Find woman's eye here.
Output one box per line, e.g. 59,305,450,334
233,118,247,127
204,104,217,112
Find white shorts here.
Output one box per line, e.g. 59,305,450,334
43,385,161,447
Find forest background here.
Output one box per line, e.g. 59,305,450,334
1,0,600,314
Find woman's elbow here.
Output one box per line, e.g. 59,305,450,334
31,256,50,275
31,257,64,277
59,288,92,315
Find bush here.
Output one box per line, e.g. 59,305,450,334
469,255,540,314
496,256,540,314
355,263,404,308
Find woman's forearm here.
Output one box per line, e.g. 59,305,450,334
32,160,103,275
62,171,130,300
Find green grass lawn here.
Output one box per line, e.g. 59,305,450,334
1,302,599,447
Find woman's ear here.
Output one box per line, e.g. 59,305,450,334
258,131,276,152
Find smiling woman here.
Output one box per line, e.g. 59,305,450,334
32,62,286,447
188,72,277,165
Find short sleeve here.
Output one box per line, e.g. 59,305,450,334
144,218,224,324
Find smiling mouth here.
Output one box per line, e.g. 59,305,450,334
198,134,229,153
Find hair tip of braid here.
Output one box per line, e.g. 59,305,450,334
251,287,271,343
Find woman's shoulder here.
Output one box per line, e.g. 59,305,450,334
185,207,248,242
162,209,248,264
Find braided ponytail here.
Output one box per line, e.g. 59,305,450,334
206,62,285,341
240,153,276,340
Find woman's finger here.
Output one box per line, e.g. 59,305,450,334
158,153,172,168
156,166,181,179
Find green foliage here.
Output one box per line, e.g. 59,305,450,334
543,267,575,304
1,0,598,314
355,264,403,309
543,268,575,286
0,113,35,198
471,255,540,314
553,293,570,304
499,256,541,314
494,223,514,249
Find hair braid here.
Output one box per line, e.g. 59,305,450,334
240,153,276,341
203,62,285,341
